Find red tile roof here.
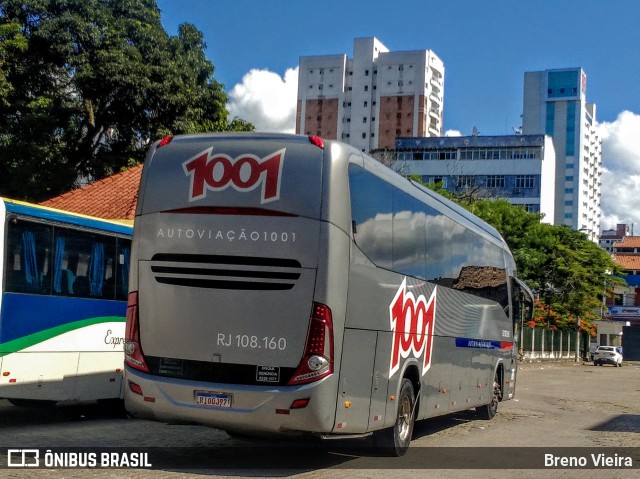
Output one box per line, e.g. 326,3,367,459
613,236,640,248
40,165,142,221
613,254,640,270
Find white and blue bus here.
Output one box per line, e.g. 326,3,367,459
124,133,533,455
0,198,132,406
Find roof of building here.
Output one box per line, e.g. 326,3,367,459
613,254,640,271
40,165,142,221
395,134,546,150
613,236,640,249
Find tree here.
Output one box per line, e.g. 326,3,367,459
0,0,253,201
0,19,26,105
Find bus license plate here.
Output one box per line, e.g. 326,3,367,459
195,391,232,408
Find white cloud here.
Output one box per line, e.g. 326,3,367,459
599,111,640,230
227,67,298,134
444,130,462,137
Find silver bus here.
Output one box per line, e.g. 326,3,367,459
124,133,533,455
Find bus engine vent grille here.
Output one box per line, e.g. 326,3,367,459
150,254,302,291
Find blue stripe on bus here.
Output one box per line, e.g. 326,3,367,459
455,338,513,350
0,293,126,343
3,201,132,235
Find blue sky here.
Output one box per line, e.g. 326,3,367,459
156,0,640,229
157,0,640,135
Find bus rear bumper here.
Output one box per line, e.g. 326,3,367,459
124,367,337,435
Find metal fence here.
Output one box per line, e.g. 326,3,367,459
519,327,590,361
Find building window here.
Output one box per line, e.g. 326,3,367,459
365,69,369,76
364,85,368,91
515,175,535,189
430,176,447,188
565,176,574,181
457,175,475,188
362,133,367,139
486,175,505,188
364,101,368,107
363,117,367,123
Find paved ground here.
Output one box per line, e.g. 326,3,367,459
0,360,639,479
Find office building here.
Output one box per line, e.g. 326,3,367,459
393,134,556,223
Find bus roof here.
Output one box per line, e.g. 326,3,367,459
1,197,132,236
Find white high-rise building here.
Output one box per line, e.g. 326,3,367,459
296,37,444,152
522,68,601,241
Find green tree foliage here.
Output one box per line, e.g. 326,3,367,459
0,19,26,105
463,199,624,333
0,0,253,201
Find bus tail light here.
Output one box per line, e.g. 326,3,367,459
124,291,150,373
157,135,173,148
308,135,324,149
288,303,333,385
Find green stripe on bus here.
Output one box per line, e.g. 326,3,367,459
0,316,125,357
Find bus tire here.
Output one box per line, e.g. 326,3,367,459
375,378,415,456
476,375,500,420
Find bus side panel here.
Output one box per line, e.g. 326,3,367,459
368,331,391,431
415,337,452,420
0,352,79,401
74,351,124,401
333,328,376,433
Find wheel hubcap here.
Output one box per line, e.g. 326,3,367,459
397,396,412,441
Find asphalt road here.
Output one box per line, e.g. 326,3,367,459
1,360,639,479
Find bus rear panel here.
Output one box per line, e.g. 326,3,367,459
125,134,345,434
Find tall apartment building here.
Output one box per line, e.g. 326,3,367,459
296,37,444,152
522,68,602,241
393,134,556,223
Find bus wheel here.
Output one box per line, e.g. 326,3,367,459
476,375,500,420
375,378,415,456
